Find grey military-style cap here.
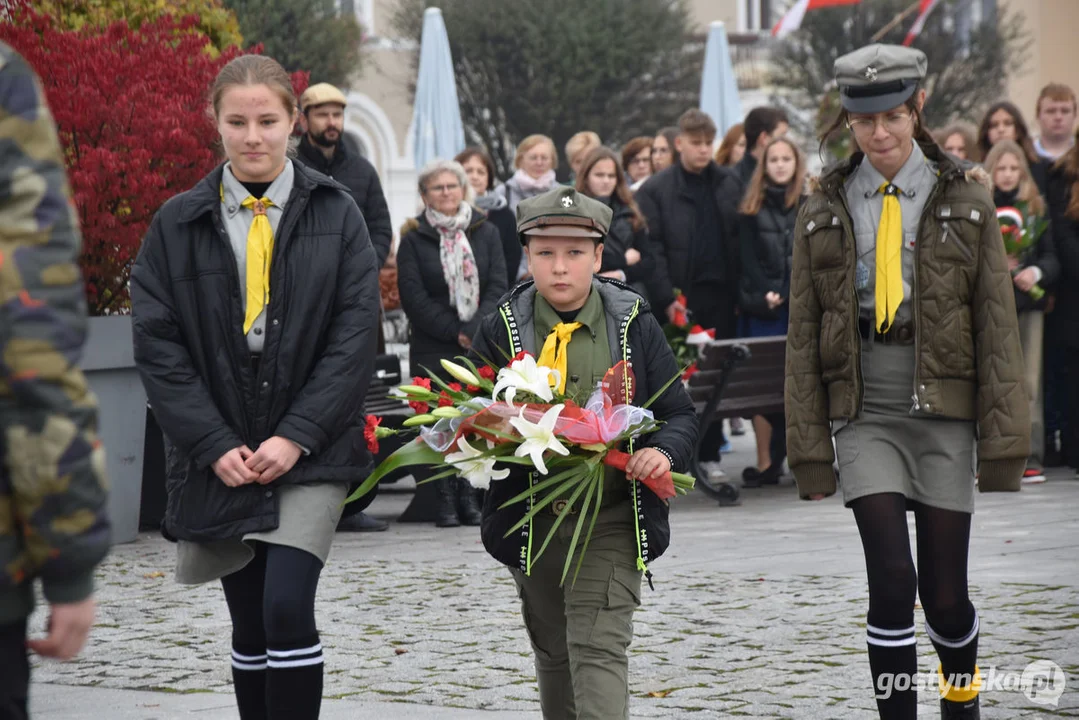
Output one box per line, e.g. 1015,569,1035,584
834,44,928,114
515,186,613,244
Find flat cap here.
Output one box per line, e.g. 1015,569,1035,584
300,83,347,111
516,187,612,243
834,44,927,114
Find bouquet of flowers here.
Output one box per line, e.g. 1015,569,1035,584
662,290,715,381
350,353,695,585
997,204,1049,300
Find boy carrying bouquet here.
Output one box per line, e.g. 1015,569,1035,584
469,187,698,720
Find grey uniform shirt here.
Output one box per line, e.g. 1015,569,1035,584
220,159,295,353
843,142,938,325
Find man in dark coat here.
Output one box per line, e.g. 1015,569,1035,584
637,109,742,468
295,83,394,531
295,83,393,269
733,106,789,188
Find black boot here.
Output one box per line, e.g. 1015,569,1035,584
456,478,483,526
941,697,979,719
435,477,460,528
742,465,780,488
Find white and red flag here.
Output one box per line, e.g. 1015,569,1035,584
902,0,941,46
772,0,863,38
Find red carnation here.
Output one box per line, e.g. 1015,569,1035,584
682,363,699,381
510,350,533,364
364,416,382,454
448,382,462,393
408,400,429,414
438,391,454,407
478,365,496,381
411,376,432,390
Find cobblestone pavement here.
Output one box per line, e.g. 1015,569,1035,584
28,435,1079,718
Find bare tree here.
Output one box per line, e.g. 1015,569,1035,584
393,0,703,179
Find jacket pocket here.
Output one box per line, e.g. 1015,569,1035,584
933,204,982,265
805,213,846,272
835,423,859,468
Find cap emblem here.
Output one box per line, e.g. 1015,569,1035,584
864,66,878,82
561,195,574,208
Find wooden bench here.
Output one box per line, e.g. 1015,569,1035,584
685,335,787,506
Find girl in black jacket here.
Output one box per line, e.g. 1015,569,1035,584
575,147,666,307
737,137,806,486
131,56,381,720
397,159,508,527
984,139,1060,482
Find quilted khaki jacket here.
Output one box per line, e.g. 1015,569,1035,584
784,141,1030,499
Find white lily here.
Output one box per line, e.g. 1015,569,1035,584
492,354,559,405
508,404,570,475
444,436,509,490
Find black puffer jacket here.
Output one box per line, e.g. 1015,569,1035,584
739,186,800,320
992,188,1060,312
295,135,392,268
131,162,381,542
597,196,666,307
469,278,698,574
397,209,508,377
636,161,742,307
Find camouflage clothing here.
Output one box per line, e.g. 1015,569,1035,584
0,42,110,624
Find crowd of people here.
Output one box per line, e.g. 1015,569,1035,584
394,76,1079,498
4,31,1077,720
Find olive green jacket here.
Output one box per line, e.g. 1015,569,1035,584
784,141,1030,499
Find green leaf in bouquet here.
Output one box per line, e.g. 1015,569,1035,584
567,464,604,587
527,469,595,574
561,465,603,586
343,440,443,505
413,466,461,484
499,463,593,509
502,466,591,537
640,368,685,410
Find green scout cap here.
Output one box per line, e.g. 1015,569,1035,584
515,186,612,244
834,44,927,114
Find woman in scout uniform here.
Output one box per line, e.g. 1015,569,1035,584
469,187,697,720
784,45,1029,720
131,55,380,720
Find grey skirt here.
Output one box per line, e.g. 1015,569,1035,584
175,482,347,585
834,343,976,514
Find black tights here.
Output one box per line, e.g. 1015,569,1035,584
221,542,325,720
852,494,979,719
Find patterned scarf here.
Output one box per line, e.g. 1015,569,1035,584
426,203,480,322
510,168,557,193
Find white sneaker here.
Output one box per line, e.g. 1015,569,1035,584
1021,469,1047,484
699,461,727,479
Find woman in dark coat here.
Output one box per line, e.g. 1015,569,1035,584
983,139,1060,482
397,159,508,527
575,146,665,307
457,147,520,289
131,55,381,720
738,136,806,486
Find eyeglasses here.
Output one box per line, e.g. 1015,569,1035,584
846,111,913,136
426,183,461,194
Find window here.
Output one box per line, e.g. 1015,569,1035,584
741,0,773,32
335,0,375,37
